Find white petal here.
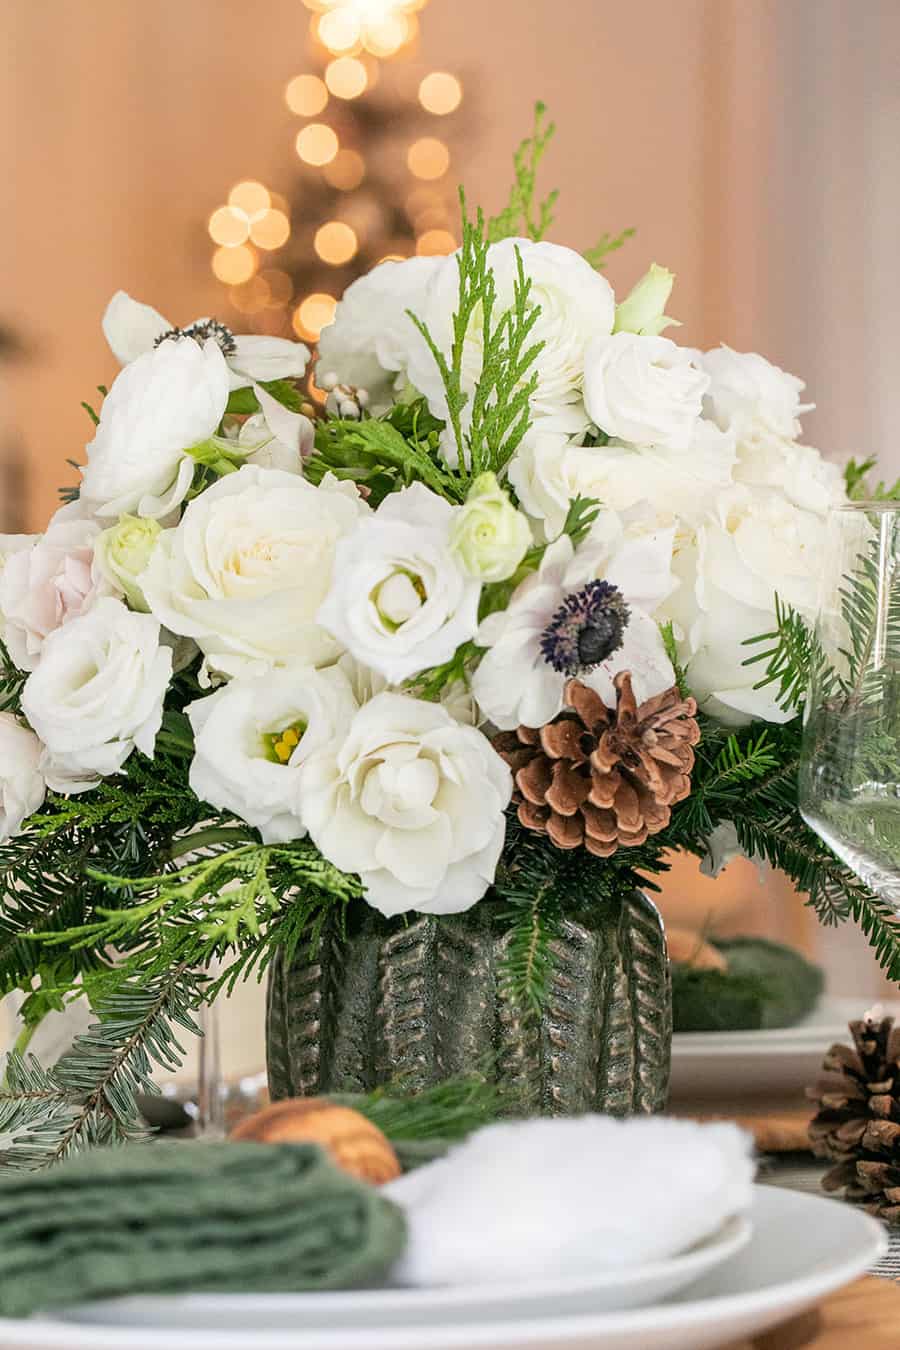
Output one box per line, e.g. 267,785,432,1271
102,291,171,365
228,335,310,385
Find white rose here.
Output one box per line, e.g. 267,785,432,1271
318,482,481,684
317,257,443,414
80,337,231,520
21,597,172,790
0,503,113,671
449,472,532,582
664,485,825,725
0,713,46,841
92,514,162,612
406,239,615,451
187,665,358,843
300,692,512,917
700,346,813,444
583,332,709,450
734,437,845,516
508,420,735,539
140,464,367,680
102,290,310,391
472,523,676,731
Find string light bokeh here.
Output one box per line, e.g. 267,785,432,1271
206,0,467,353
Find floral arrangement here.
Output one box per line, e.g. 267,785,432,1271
1,109,896,1165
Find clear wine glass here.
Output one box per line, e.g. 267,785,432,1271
799,502,900,906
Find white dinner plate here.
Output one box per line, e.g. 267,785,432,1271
670,996,900,1101
0,1186,885,1350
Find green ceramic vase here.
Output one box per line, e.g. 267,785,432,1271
266,888,671,1117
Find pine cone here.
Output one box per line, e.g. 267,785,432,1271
808,1012,900,1222
493,672,700,858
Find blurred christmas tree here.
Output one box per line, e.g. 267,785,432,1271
206,0,468,358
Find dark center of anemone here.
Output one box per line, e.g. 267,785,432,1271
155,318,237,357
539,580,631,676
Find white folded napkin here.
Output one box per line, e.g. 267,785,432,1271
385,1115,755,1287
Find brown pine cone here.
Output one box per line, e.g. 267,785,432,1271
493,672,700,858
808,1012,900,1222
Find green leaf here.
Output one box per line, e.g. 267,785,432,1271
584,227,636,271
487,102,559,243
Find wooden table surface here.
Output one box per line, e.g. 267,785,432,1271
726,1274,900,1347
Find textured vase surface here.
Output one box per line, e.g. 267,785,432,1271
266,889,671,1117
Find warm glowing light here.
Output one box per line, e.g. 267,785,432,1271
407,137,449,180
208,205,250,247
212,244,257,285
285,73,328,116
419,71,462,115
230,275,272,315
249,208,291,250
296,123,340,165
293,292,338,341
323,149,366,191
314,220,359,265
228,180,270,218
363,12,408,56
260,269,294,306
325,56,368,99
417,228,456,257
318,8,361,52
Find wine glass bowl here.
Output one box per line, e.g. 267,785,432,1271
799,503,900,907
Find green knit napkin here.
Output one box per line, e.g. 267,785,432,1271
0,1141,406,1319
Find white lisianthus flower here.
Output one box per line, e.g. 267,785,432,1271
93,515,162,611
613,263,679,337
406,239,615,452
221,384,315,476
301,692,512,917
317,257,443,414
472,519,676,731
187,665,358,844
102,291,310,391
449,473,532,582
663,485,826,725
734,437,845,516
583,333,709,450
21,597,172,790
508,420,736,539
140,465,367,680
318,482,481,684
0,714,46,841
0,503,113,671
80,337,230,520
700,346,813,444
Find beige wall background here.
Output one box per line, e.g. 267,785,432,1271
2,0,899,1035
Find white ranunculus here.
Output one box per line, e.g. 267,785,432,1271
508,420,736,540
21,597,172,790
0,534,36,652
0,504,112,671
613,263,678,337
663,485,826,726
102,291,310,392
301,692,512,917
472,521,676,731
140,465,367,680
80,337,230,520
0,714,46,841
449,472,532,582
583,332,709,450
187,664,358,844
406,239,615,452
700,346,813,444
318,482,481,684
317,257,443,415
734,437,845,516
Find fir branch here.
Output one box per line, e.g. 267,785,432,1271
487,102,559,243
308,415,465,504
742,595,825,714
584,228,636,271
844,455,900,502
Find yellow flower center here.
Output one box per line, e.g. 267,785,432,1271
263,719,307,764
